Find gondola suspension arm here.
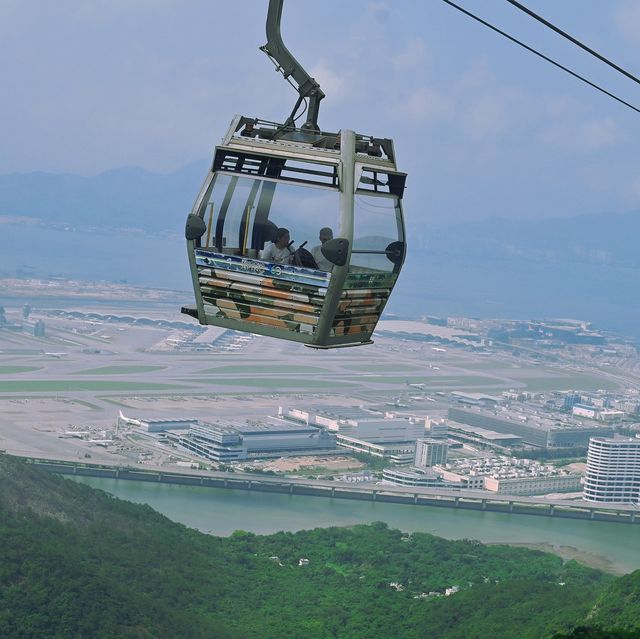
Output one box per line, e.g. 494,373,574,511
260,0,325,132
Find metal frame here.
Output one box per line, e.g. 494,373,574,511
184,116,404,348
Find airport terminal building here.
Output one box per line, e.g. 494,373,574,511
168,418,336,463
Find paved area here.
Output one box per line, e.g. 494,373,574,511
0,298,635,465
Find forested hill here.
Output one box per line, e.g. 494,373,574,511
0,453,638,639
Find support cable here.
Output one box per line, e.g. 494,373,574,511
505,0,640,87
441,0,640,115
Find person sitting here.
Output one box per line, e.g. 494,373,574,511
311,227,334,271
260,227,293,264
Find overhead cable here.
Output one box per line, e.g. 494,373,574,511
505,0,640,87
440,0,640,115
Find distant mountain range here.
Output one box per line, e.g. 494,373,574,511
0,161,209,232
422,211,640,270
2,164,639,270
1,165,638,339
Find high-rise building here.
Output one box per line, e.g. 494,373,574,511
33,320,45,337
563,392,582,411
414,438,448,468
583,436,640,504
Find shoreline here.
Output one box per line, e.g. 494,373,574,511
492,541,622,575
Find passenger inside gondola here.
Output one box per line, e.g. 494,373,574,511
311,227,334,271
260,227,293,264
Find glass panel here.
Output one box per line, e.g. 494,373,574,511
351,194,404,273
264,181,339,253
200,173,339,268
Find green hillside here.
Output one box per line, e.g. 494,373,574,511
589,571,640,630
0,454,638,639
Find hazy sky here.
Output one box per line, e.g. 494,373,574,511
4,0,640,223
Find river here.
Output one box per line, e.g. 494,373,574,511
73,477,640,575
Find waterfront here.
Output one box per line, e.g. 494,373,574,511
74,476,640,575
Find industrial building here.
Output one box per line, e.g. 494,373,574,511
583,436,640,504
168,418,336,463
448,407,614,448
280,406,385,433
425,419,448,440
446,422,523,448
335,435,416,464
139,417,199,433
281,405,425,463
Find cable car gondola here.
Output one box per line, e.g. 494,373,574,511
182,0,406,348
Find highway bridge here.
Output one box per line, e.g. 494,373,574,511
24,456,639,525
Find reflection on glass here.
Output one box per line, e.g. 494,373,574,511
201,175,339,262
351,194,404,273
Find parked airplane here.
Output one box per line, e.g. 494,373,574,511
118,411,142,427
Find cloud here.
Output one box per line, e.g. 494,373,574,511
390,86,453,124
366,1,391,25
448,57,530,140
581,117,622,148
614,0,640,45
461,94,514,140
392,38,430,71
459,57,494,90
543,95,579,119
623,173,640,203
310,58,354,103
542,116,622,150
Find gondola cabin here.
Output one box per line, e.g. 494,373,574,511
183,116,406,348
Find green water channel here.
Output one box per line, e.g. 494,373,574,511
73,477,640,574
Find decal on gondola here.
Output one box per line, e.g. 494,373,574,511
195,250,331,288
195,250,330,336
343,272,397,290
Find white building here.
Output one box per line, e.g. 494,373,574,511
572,405,624,422
415,438,448,468
583,436,640,504
572,404,596,419
435,468,486,490
382,467,443,487
435,456,582,495
484,473,581,495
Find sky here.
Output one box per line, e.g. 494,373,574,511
3,0,640,224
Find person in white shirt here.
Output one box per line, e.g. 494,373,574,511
311,227,334,271
260,227,293,264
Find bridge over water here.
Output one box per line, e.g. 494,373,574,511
24,456,639,525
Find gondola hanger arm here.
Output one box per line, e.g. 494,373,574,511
260,0,325,132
